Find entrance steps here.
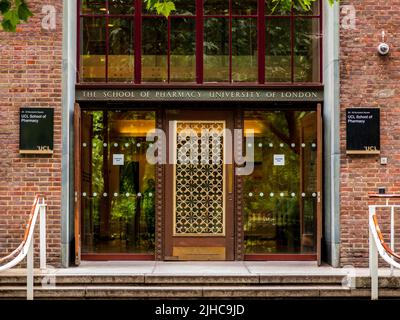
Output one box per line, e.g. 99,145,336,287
1,262,400,299
1,273,400,299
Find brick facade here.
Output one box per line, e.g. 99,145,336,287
340,0,400,267
1,0,400,269
0,0,63,267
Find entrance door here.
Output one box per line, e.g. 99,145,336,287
164,110,235,261
243,108,322,261
78,109,157,261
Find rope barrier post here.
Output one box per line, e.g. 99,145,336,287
27,237,34,301
40,198,47,270
369,205,378,300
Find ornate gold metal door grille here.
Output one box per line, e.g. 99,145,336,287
173,121,225,236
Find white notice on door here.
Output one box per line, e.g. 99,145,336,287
273,154,285,166
113,154,124,166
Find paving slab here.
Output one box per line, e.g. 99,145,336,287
244,261,343,276
202,286,323,298
151,261,250,275
1,261,400,279
145,274,259,284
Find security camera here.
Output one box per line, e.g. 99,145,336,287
377,42,390,55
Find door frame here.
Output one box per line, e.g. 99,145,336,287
73,104,162,263
316,103,323,265
163,109,236,261
74,103,82,265
73,102,323,263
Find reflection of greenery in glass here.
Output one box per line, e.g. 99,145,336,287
82,110,156,254
265,0,320,15
173,0,196,15
232,0,257,15
294,19,319,82
265,0,291,15
143,179,156,247
266,19,291,82
266,18,320,82
109,0,135,14
81,18,106,82
81,0,106,15
232,19,257,82
142,18,168,82
80,1,322,83
204,18,229,82
109,18,134,82
244,111,316,254
204,0,229,15
170,18,196,82
91,111,105,229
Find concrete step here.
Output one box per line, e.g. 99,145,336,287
2,272,399,299
3,284,400,299
0,285,372,299
0,274,348,286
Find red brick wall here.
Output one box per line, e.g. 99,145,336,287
340,0,400,267
0,0,63,267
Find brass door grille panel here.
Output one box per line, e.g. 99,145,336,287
173,247,226,261
173,121,225,236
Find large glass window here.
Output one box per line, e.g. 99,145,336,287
243,110,318,255
108,18,134,82
265,19,291,82
81,17,106,82
142,18,168,82
142,1,196,83
294,19,320,82
78,0,322,84
204,18,229,82
204,1,258,83
232,18,257,82
81,110,156,255
170,18,196,82
80,0,135,82
265,1,321,83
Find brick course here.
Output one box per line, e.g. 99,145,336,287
340,0,400,267
0,0,63,267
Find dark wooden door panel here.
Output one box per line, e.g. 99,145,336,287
164,110,235,261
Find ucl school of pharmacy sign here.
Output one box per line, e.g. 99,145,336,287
19,108,54,155
76,89,324,102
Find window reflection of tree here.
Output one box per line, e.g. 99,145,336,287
86,111,156,253
244,111,315,254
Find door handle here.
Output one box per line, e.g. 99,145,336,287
317,191,321,203
228,164,234,200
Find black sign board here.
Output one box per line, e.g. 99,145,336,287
20,108,54,154
346,108,380,154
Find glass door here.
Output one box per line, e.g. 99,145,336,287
243,108,321,260
79,109,156,260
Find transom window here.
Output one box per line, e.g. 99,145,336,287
78,0,322,84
